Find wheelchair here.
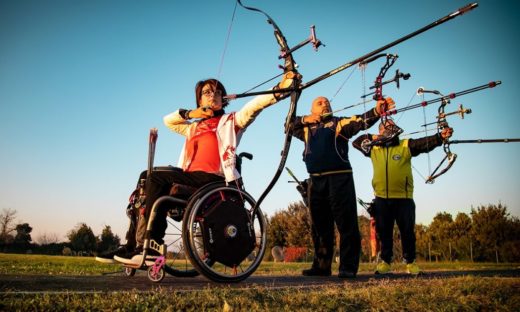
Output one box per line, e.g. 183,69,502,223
121,152,267,283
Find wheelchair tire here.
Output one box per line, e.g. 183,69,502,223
182,182,267,283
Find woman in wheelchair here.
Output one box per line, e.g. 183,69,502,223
96,71,300,266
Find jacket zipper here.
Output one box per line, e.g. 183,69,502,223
385,148,389,198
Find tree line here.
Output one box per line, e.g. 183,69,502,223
267,202,520,263
0,208,120,255
1,202,519,263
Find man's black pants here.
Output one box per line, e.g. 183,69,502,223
308,172,360,273
373,197,416,264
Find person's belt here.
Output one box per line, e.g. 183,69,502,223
310,169,352,177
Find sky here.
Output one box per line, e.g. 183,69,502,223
1,0,519,243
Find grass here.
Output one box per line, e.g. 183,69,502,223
0,254,112,275
0,253,517,276
1,253,519,311
2,276,519,311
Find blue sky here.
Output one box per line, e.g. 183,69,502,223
1,0,519,242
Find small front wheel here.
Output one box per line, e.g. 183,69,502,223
147,266,165,283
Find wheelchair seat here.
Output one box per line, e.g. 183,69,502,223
169,184,197,198
166,184,197,221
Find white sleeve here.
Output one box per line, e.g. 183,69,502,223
234,90,277,129
163,110,193,137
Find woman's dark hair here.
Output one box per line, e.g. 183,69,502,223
195,79,228,108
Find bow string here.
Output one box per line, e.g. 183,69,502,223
236,0,302,214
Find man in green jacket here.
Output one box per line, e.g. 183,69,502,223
352,119,453,275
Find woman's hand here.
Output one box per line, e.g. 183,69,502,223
188,106,214,119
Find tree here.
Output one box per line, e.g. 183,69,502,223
14,223,32,246
471,203,511,262
67,223,97,254
268,201,313,249
428,212,454,261
35,233,60,245
0,208,17,244
415,223,429,260
267,210,289,248
266,201,313,262
451,212,472,260
97,225,120,252
284,202,312,247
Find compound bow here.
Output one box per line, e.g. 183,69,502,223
414,82,501,183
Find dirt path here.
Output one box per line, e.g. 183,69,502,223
1,269,519,293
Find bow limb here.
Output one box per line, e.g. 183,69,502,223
425,143,457,184
361,54,399,132
426,136,520,183
237,0,301,212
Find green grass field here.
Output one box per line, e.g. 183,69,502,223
1,253,519,311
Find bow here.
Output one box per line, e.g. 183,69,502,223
423,93,457,183
361,68,411,100
236,0,302,213
414,82,501,183
363,53,399,103
363,54,405,143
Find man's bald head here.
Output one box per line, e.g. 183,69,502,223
311,96,332,116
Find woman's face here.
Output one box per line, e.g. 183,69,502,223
199,83,223,111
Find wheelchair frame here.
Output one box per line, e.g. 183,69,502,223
120,129,266,283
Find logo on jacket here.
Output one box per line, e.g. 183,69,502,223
392,154,402,161
222,145,236,161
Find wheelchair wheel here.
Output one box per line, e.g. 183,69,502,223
182,183,267,283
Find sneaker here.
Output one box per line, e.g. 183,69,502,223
95,245,132,264
302,267,331,277
406,261,420,275
375,261,391,275
114,247,162,266
338,270,357,279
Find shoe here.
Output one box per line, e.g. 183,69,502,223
375,261,391,275
338,270,357,278
406,261,420,275
114,247,162,266
95,245,132,264
302,267,331,277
